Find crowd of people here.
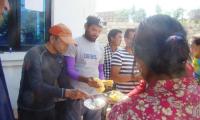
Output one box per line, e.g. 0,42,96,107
1,0,200,120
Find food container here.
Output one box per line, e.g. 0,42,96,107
84,90,128,110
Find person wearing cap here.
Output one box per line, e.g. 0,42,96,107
64,16,104,120
17,23,88,120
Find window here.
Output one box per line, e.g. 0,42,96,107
0,0,51,51
0,4,9,48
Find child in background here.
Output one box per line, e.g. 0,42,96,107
191,34,200,83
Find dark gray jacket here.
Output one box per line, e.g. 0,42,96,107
17,45,71,111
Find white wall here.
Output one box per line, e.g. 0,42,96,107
0,52,26,117
52,0,96,38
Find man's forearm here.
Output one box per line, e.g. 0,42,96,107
65,56,80,80
98,64,104,79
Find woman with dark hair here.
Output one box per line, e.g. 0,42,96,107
108,15,200,120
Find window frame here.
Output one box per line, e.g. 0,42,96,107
0,0,51,51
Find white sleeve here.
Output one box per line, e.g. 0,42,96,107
99,49,104,64
64,44,77,57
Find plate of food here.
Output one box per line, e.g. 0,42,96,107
94,78,114,93
83,95,107,110
84,90,129,110
106,90,129,103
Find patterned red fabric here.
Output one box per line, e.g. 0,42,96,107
108,76,200,120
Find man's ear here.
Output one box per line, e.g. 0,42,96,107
49,36,54,44
84,23,88,30
110,37,114,43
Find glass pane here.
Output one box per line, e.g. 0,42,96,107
20,0,46,45
0,11,9,45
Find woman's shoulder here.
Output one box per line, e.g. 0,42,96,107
108,77,200,120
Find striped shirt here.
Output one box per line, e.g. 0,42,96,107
111,48,139,94
104,44,113,80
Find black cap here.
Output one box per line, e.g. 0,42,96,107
86,16,105,27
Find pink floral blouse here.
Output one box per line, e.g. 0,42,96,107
108,77,200,120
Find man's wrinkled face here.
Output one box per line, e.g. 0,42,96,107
85,24,102,42
51,36,68,54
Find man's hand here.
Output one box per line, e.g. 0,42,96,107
87,77,100,88
64,89,88,100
